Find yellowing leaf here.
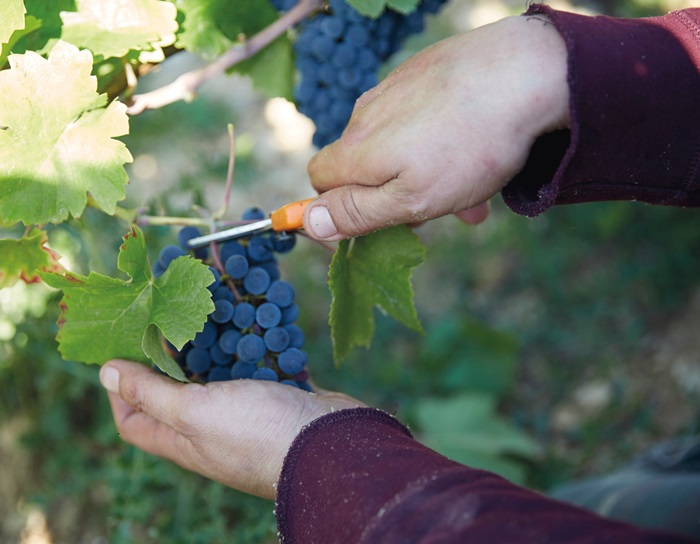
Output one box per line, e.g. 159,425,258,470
0,228,64,288
60,0,177,62
40,226,215,379
0,41,132,225
328,225,425,364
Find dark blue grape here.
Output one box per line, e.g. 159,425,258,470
221,241,246,262
263,327,290,352
153,260,167,279
278,347,307,375
211,299,234,323
244,267,271,295
242,207,266,221
209,366,232,381
280,303,300,325
231,361,257,379
233,302,256,329
210,342,234,366
192,321,217,349
213,285,235,302
281,379,300,388
271,233,296,253
237,333,266,363
258,259,281,282
178,226,202,248
252,367,279,381
158,245,187,268
186,347,212,374
207,266,221,292
267,280,295,308
219,328,242,354
284,324,305,349
297,381,314,392
256,302,282,329
225,254,249,279
247,236,273,262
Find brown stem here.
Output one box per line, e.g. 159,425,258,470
126,0,324,115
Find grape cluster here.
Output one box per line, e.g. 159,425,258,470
280,0,448,147
155,208,312,391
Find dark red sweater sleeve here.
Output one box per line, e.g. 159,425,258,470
502,6,700,216
275,408,693,543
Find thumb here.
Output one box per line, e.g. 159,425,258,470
303,183,426,241
99,359,195,434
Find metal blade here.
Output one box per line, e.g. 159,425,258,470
186,219,272,249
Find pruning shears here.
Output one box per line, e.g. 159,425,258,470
186,198,314,249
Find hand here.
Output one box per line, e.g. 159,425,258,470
303,15,569,241
99,360,365,499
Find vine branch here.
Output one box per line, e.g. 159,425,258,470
126,0,324,115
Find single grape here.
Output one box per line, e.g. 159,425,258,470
219,328,243,354
186,347,212,374
244,267,271,295
263,327,290,352
252,367,279,381
247,236,273,262
280,303,300,325
158,245,187,268
225,254,249,280
177,226,202,248
266,280,295,308
221,241,246,262
207,267,221,292
211,299,234,323
233,302,256,329
278,347,307,375
242,207,266,221
256,302,282,329
280,379,300,388
283,324,305,349
237,333,266,363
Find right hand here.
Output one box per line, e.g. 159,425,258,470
303,15,570,241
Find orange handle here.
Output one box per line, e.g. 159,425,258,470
270,198,314,231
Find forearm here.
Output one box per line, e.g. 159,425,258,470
275,408,693,543
503,6,700,215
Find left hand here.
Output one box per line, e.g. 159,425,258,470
100,359,365,499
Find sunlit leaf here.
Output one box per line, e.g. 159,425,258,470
0,0,26,46
60,0,178,61
0,41,132,225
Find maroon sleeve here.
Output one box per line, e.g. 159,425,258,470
275,408,693,543
502,6,700,216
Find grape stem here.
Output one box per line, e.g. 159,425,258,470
126,0,324,115
136,215,211,227
214,124,236,221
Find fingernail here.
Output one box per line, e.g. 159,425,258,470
100,366,120,394
309,206,338,239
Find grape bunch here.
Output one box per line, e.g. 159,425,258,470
154,207,312,391
277,0,449,147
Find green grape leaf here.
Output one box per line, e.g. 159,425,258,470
0,41,132,225
16,0,77,55
386,0,421,15
0,228,64,288
1,16,42,69
142,323,187,382
1,0,27,47
346,0,386,18
172,0,293,98
60,0,178,61
328,225,425,364
40,226,215,378
171,0,236,60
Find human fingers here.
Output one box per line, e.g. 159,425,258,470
99,359,200,436
106,391,198,473
454,202,491,225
